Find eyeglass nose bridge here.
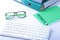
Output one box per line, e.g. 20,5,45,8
14,12,18,16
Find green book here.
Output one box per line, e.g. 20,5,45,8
34,6,60,25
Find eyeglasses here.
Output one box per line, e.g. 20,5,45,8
5,11,26,19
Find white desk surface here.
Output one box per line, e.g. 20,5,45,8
0,0,60,40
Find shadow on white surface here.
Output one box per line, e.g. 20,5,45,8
0,36,25,40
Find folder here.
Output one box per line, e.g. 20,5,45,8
15,0,48,11
15,0,58,11
21,0,42,11
32,0,48,3
34,6,60,25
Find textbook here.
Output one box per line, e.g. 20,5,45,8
34,6,60,25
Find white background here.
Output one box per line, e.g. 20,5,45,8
0,0,60,40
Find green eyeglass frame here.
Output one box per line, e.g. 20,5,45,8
5,11,26,19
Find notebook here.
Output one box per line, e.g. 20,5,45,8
34,6,60,25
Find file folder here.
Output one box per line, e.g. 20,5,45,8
21,0,42,11
34,6,60,25
15,0,48,11
32,0,48,3
15,0,58,11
